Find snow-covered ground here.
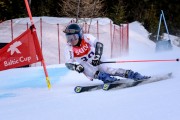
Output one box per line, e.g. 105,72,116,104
0,18,180,120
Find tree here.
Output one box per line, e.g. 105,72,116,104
31,0,54,16
143,4,159,34
0,0,25,20
57,0,105,21
105,0,126,24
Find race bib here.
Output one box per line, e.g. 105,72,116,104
73,39,91,57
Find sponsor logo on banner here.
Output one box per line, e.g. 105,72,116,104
7,41,22,55
3,41,32,67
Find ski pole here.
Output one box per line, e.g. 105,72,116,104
100,58,179,64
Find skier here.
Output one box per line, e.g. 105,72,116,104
64,23,150,83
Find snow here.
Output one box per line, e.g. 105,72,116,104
0,18,180,120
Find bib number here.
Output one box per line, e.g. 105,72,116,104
81,51,94,61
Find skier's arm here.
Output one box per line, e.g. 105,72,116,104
95,42,103,57
92,42,103,66
64,45,84,73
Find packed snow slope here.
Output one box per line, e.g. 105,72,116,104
0,20,180,120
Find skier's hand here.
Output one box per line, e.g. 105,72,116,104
92,55,101,66
75,64,84,73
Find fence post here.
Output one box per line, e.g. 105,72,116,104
57,23,61,64
11,19,13,41
123,24,125,54
126,23,129,54
40,18,43,51
88,24,90,33
97,20,99,40
40,18,43,66
120,24,122,56
85,22,87,33
111,25,116,58
27,22,29,29
110,21,112,58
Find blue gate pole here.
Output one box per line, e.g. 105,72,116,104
156,13,162,41
161,10,170,40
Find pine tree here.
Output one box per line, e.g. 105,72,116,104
107,0,126,24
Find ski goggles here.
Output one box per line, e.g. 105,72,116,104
64,29,80,34
66,34,79,43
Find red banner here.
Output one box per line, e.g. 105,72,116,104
0,27,43,71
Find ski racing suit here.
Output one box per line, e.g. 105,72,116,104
65,34,149,83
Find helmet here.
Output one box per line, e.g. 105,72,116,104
64,24,82,46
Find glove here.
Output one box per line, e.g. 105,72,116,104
75,64,84,73
125,70,150,80
92,55,101,66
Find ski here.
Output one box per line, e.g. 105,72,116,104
103,72,172,91
74,72,172,93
